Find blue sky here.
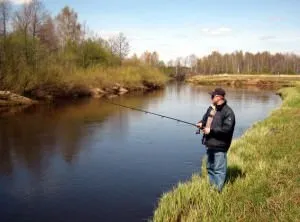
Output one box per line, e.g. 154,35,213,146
13,0,300,61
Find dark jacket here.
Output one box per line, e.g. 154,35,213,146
200,101,235,152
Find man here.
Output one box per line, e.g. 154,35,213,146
196,88,235,192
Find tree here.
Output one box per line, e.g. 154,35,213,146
109,32,130,61
28,0,47,39
196,51,300,75
140,51,159,66
151,51,159,66
0,0,12,83
188,54,197,72
158,60,165,67
12,0,48,74
55,6,82,47
78,38,110,68
175,57,182,75
13,0,47,37
140,50,152,65
38,16,58,51
0,0,11,38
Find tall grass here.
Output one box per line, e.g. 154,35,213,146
153,86,300,222
2,64,168,94
64,65,168,89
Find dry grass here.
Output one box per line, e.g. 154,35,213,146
61,65,168,89
187,74,300,88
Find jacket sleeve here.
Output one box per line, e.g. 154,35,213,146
211,110,235,136
199,107,212,126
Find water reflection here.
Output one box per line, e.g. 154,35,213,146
0,91,170,176
0,83,281,222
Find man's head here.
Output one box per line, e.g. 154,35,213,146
209,88,226,105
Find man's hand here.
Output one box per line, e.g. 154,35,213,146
196,122,203,129
203,127,211,135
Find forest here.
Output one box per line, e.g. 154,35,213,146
1,0,299,95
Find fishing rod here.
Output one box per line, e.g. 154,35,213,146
104,99,199,128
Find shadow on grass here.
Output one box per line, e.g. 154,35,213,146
226,165,246,184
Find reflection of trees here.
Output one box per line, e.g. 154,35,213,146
0,90,166,176
0,112,58,176
0,126,13,175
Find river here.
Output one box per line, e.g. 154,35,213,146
0,83,281,222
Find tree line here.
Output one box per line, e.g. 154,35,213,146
1,0,299,94
0,0,136,92
169,51,300,75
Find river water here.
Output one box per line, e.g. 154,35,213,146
0,83,281,222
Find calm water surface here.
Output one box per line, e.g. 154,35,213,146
0,83,281,222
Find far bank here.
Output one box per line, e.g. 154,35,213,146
186,74,300,88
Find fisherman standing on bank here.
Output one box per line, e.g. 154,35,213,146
196,88,235,192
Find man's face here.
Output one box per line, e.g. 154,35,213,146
211,94,222,104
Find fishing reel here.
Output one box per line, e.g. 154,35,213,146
195,126,204,135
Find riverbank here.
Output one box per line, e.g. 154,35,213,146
0,65,168,117
0,65,167,111
153,85,300,221
24,65,168,100
186,74,300,88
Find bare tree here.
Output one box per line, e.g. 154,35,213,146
0,0,11,38
151,51,159,66
107,37,115,54
175,57,182,75
55,6,82,47
13,2,32,34
140,50,151,65
109,32,130,61
29,0,47,39
196,51,300,75
0,0,11,80
38,15,58,51
12,2,34,62
140,51,159,66
188,54,197,72
13,0,47,36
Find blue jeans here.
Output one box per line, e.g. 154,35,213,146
206,149,227,191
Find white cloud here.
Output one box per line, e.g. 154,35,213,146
10,0,32,4
201,27,232,36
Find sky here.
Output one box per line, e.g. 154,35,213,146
11,0,300,61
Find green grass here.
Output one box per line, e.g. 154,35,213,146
153,85,300,222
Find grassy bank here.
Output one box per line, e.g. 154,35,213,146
8,65,169,100
153,84,300,221
187,74,300,88
61,65,168,89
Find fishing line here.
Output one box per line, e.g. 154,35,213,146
103,99,198,128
